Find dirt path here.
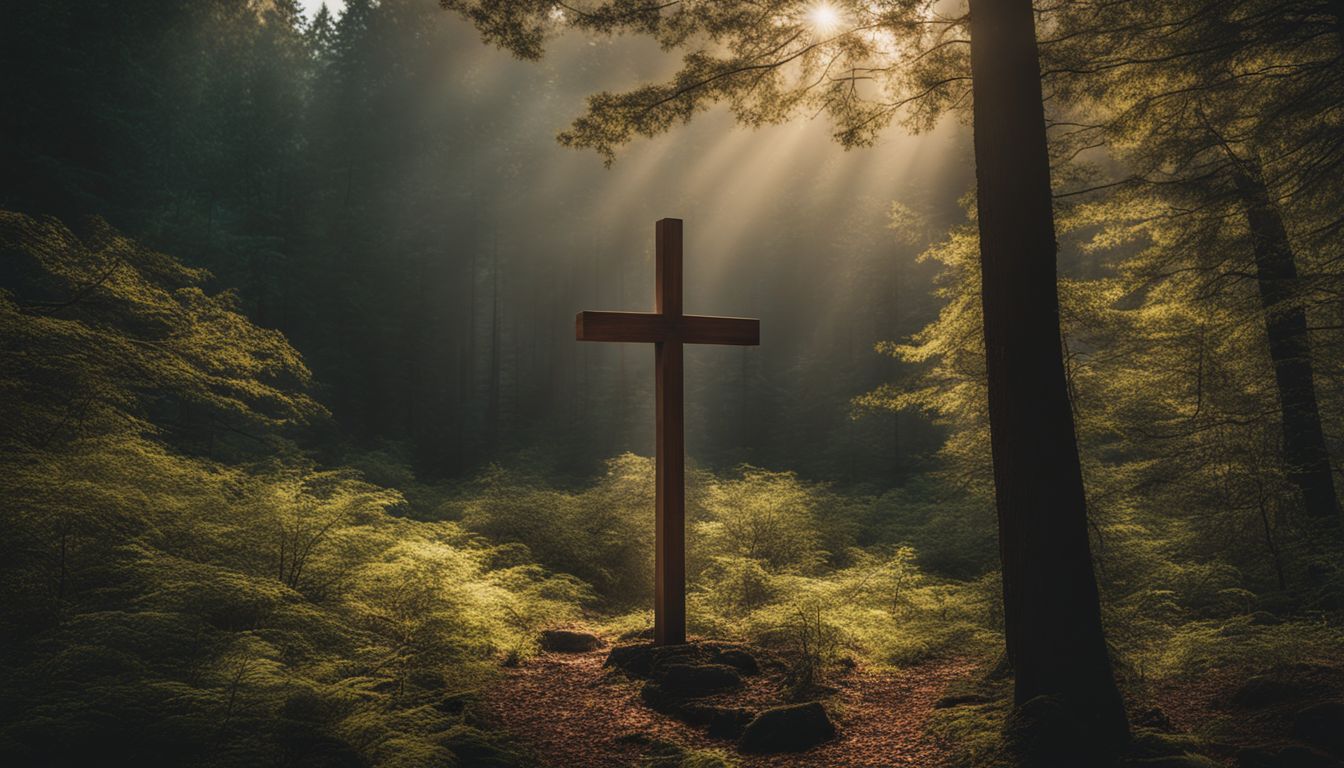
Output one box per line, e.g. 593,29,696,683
481,648,981,767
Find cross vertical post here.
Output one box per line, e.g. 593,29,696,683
654,219,686,645
574,218,759,646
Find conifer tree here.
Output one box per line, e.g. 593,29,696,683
1046,0,1343,529
305,3,338,60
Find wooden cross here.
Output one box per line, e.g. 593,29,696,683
575,218,760,646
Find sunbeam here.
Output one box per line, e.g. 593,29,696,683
807,2,844,34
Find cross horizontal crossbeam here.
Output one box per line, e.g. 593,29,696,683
575,311,759,346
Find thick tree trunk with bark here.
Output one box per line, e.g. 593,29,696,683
1234,167,1341,527
967,0,1129,751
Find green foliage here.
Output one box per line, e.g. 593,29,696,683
0,457,478,764
460,454,657,608
693,553,1000,674
444,0,970,161
3,205,1341,767
0,213,582,766
856,207,992,500
926,695,1011,768
460,456,1002,689
6,1,1344,763
694,467,827,575
0,212,323,451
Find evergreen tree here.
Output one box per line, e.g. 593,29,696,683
1045,0,1344,529
305,3,338,60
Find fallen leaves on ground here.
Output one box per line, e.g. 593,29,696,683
481,645,981,767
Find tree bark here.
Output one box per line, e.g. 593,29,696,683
967,0,1128,750
1233,167,1342,527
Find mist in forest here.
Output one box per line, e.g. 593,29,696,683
8,0,974,484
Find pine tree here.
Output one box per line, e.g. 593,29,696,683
305,3,338,61
1045,0,1344,529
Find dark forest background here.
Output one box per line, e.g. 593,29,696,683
2,0,971,485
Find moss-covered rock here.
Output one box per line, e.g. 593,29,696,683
605,642,766,681
658,663,744,695
738,702,835,753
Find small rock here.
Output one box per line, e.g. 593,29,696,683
615,642,701,677
1294,701,1344,756
739,701,836,753
606,643,656,677
540,629,603,653
648,644,708,674
657,662,744,695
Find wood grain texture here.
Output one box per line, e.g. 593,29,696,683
680,315,759,346
654,218,685,646
575,311,668,342
575,311,758,346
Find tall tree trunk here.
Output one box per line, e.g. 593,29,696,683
967,0,1128,751
1233,167,1341,527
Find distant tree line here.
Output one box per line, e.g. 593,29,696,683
0,0,953,484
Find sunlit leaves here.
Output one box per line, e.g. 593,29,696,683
444,0,968,161
0,212,324,451
0,216,573,766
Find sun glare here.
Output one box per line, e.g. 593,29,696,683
807,2,843,34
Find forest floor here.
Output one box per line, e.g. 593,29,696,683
481,643,982,767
